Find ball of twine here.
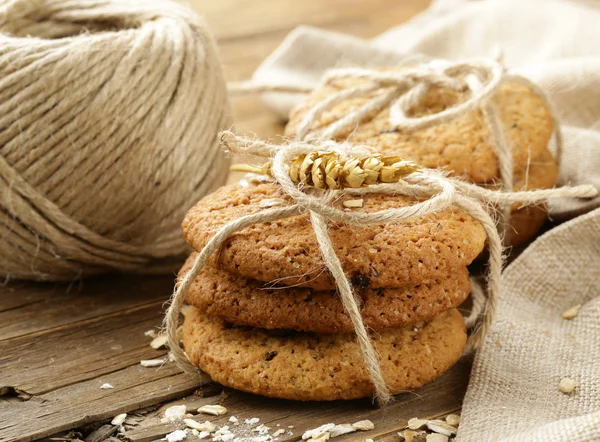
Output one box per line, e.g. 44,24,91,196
0,0,231,281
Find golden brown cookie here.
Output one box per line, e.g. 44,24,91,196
181,253,471,333
285,78,555,185
183,306,467,401
182,182,486,290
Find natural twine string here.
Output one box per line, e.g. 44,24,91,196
167,59,592,405
166,130,595,405
0,0,231,281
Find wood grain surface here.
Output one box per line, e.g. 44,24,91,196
0,1,476,442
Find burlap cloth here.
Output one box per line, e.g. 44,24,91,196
249,0,600,440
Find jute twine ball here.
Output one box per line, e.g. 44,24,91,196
0,0,231,281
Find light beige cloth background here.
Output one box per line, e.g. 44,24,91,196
249,0,600,440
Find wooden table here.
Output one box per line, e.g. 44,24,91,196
0,1,477,441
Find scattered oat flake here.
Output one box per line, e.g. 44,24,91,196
288,426,294,429
198,431,211,439
365,439,374,442
212,426,235,442
164,430,187,442
426,434,448,442
260,198,287,208
407,417,428,430
307,434,330,442
330,424,355,437
100,383,114,390
561,304,582,320
140,359,165,367
352,420,374,431
302,423,335,440
559,377,578,394
445,414,460,426
111,413,127,426
426,420,457,436
184,419,215,432
144,329,158,338
197,404,227,415
342,199,364,208
252,424,271,434
273,429,285,437
162,405,187,422
151,334,168,349
245,417,260,425
229,416,239,424
398,429,422,442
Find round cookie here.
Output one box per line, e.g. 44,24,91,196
285,77,555,185
181,253,471,333
182,182,486,290
183,306,467,401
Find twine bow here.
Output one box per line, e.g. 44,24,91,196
167,58,597,406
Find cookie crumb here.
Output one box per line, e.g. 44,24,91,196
342,199,364,208
100,383,114,390
164,430,187,442
198,405,228,416
151,334,168,349
445,414,460,426
559,377,577,394
561,304,582,320
212,426,234,442
244,417,260,425
140,359,165,367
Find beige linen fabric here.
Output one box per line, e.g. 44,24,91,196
460,208,600,441
251,0,600,439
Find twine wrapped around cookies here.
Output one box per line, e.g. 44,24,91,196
167,130,596,406
0,0,231,281
230,58,564,237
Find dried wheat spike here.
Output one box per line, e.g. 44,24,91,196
231,151,419,189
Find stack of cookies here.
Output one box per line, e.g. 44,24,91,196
180,181,486,401
285,75,557,247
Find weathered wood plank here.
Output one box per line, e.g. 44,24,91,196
0,299,173,395
0,363,202,442
0,275,174,340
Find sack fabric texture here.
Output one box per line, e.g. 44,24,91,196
250,1,600,440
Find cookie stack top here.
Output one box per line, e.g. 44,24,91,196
284,76,558,246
